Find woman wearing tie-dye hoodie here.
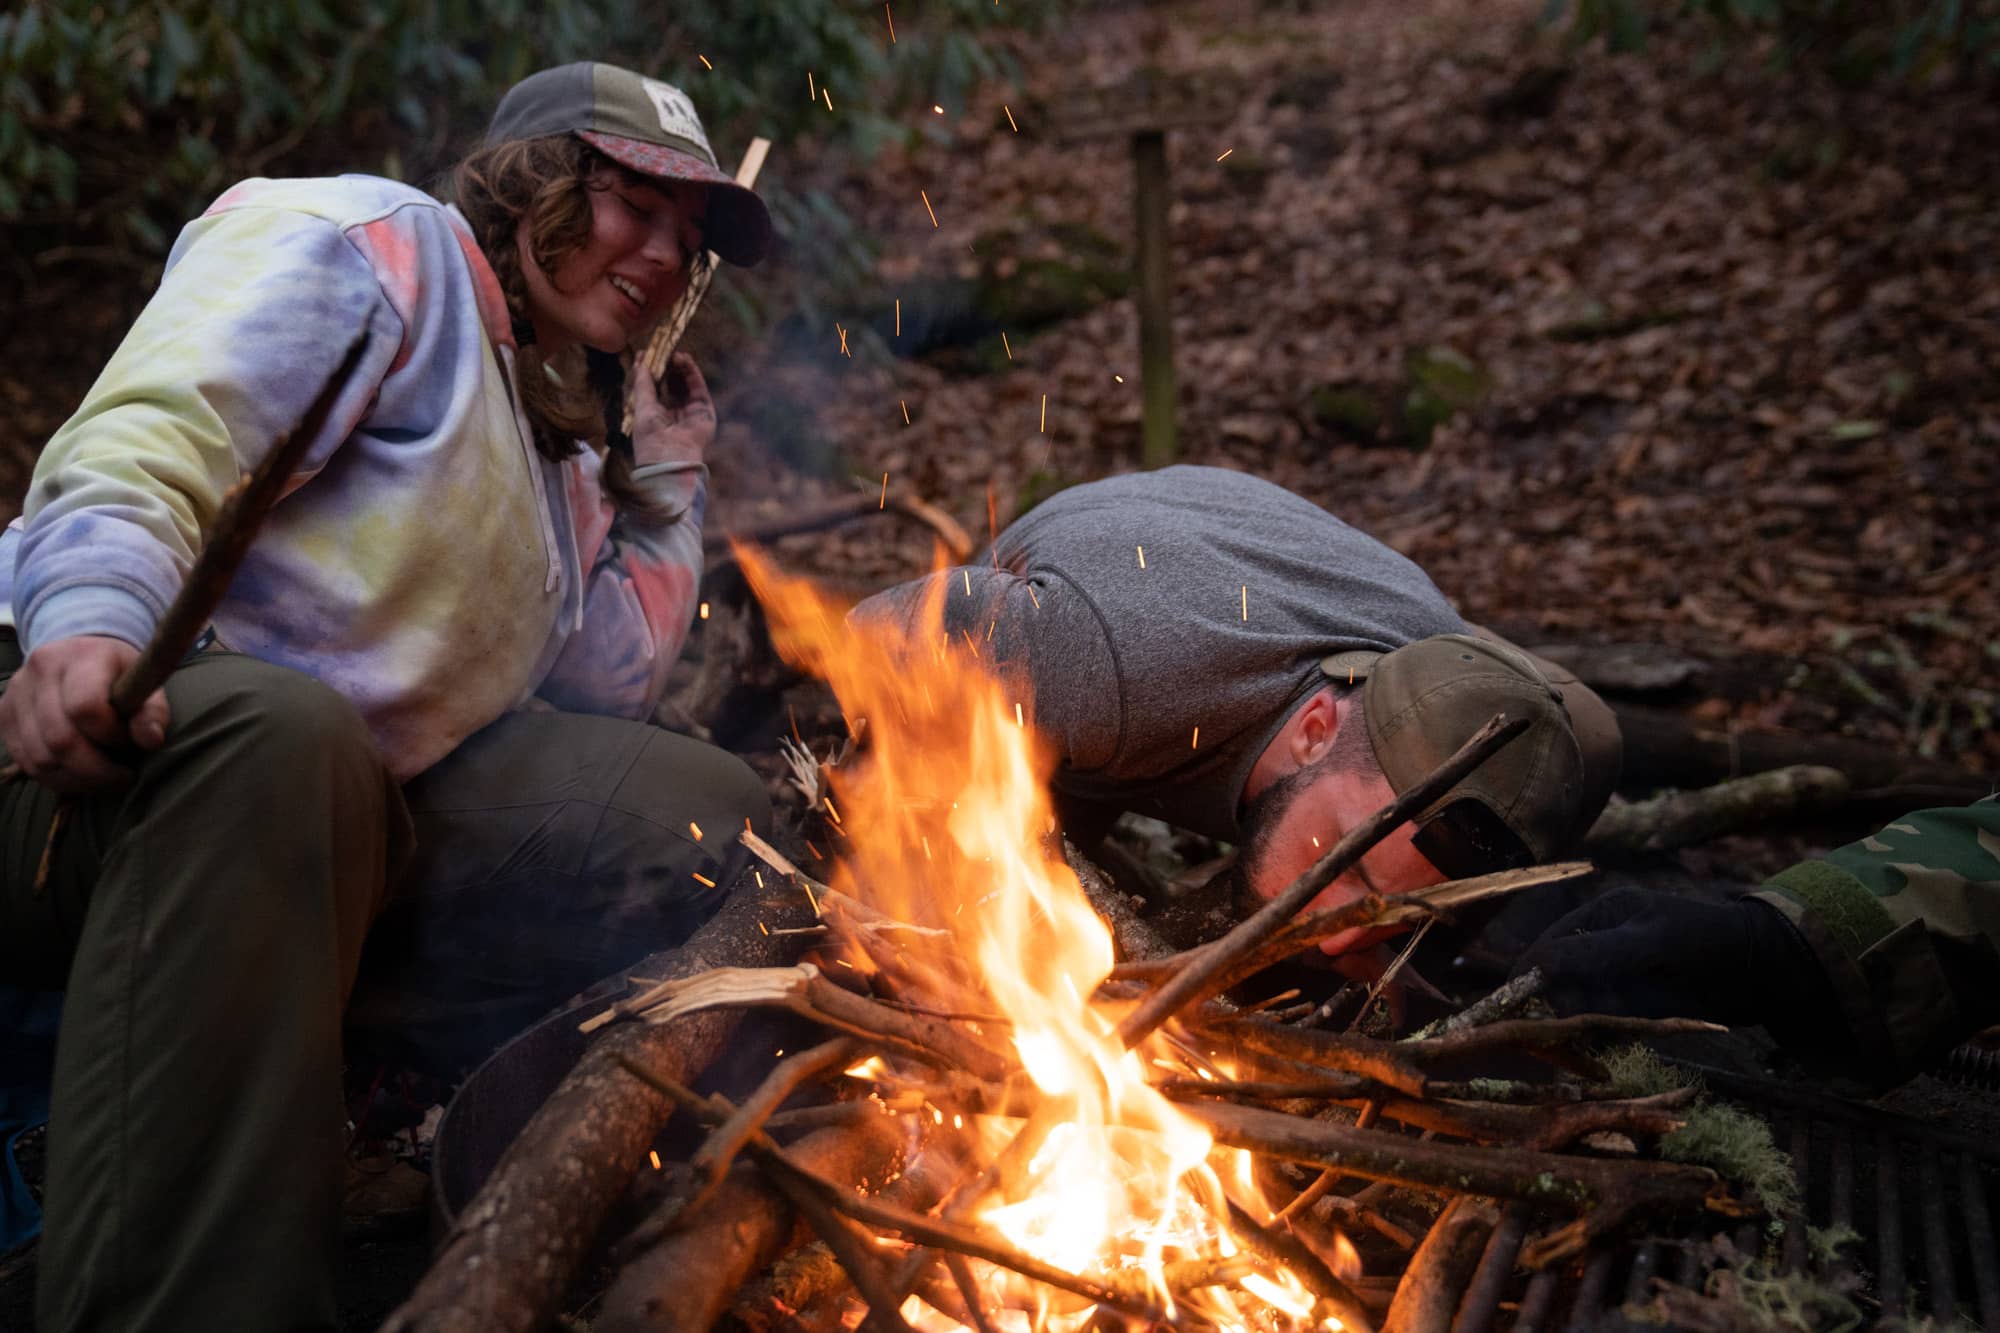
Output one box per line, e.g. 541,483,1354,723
0,64,773,1332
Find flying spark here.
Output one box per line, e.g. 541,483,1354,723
1003,105,1018,132
699,601,709,620
649,1150,663,1169
894,297,900,337
900,399,910,424
692,871,715,888
1192,725,1200,749
823,86,833,112
1039,393,1047,432
836,323,850,356
754,869,765,888
1216,148,1233,161
808,70,815,101
1114,373,1124,382
1136,544,1146,568
880,472,888,508
698,54,713,70
1001,331,1012,359
885,3,896,41
1015,702,1024,727
962,569,972,595
1242,585,1248,620
933,104,945,114
1025,585,1040,609
921,189,938,227
824,796,843,824
690,821,704,840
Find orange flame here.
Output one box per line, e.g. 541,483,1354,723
740,547,1338,1331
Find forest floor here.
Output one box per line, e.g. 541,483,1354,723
686,0,1999,788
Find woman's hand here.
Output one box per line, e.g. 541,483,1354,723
0,635,171,792
629,351,716,466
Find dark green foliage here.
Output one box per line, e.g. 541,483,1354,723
1544,0,2000,82
0,0,1066,262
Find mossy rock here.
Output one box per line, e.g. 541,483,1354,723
1268,65,1342,110
1219,150,1277,193
1307,383,1390,442
978,255,1130,331
1402,345,1491,445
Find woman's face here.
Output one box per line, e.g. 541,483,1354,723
518,168,710,354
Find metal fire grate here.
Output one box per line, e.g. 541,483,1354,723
1443,1062,2000,1331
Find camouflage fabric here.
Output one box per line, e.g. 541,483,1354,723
1751,796,2000,1080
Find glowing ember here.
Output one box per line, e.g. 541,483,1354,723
740,550,1340,1331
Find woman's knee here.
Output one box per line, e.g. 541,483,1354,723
161,654,381,788
628,730,771,845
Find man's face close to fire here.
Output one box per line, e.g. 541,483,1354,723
1239,687,1446,956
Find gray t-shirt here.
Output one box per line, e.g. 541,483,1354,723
850,466,1464,840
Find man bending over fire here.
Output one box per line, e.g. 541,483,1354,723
851,465,1623,956
854,465,2000,1084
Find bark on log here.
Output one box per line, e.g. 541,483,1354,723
381,878,819,1333
1610,702,1989,802
1381,1196,1499,1333
597,1110,909,1333
1063,836,1177,962
1585,764,1851,856
1182,1099,1720,1216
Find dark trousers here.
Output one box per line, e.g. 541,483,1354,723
0,648,769,1333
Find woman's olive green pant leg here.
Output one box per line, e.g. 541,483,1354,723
0,652,404,1333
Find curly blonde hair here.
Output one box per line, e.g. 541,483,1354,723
443,134,663,516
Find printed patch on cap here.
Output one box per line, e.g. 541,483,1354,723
641,79,713,157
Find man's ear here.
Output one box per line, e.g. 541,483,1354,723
1290,688,1339,765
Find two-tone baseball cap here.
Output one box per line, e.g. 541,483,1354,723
1320,634,1589,877
486,62,773,267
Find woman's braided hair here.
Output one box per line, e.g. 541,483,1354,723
443,133,663,516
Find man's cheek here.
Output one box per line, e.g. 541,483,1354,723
1303,877,1367,916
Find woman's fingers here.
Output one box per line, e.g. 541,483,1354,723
3,637,150,791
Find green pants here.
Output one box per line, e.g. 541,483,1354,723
0,647,770,1332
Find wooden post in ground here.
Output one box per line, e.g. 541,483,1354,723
1059,67,1235,469
1131,126,1176,467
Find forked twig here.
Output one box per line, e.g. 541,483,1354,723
1113,714,1528,1049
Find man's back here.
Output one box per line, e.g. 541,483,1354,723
854,466,1465,839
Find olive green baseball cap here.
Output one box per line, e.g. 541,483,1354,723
1320,634,1587,874
486,62,772,267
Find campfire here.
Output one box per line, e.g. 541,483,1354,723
387,553,1765,1333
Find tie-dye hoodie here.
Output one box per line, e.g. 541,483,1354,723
0,174,706,779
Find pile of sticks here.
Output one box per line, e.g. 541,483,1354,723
385,718,1755,1333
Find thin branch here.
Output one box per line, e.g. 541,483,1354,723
113,331,371,717
613,1056,1176,1325
680,1036,862,1222
1113,714,1528,1050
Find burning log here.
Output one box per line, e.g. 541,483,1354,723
597,1109,912,1333
1381,1195,1500,1333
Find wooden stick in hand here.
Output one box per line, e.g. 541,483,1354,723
621,137,772,437
107,331,372,717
